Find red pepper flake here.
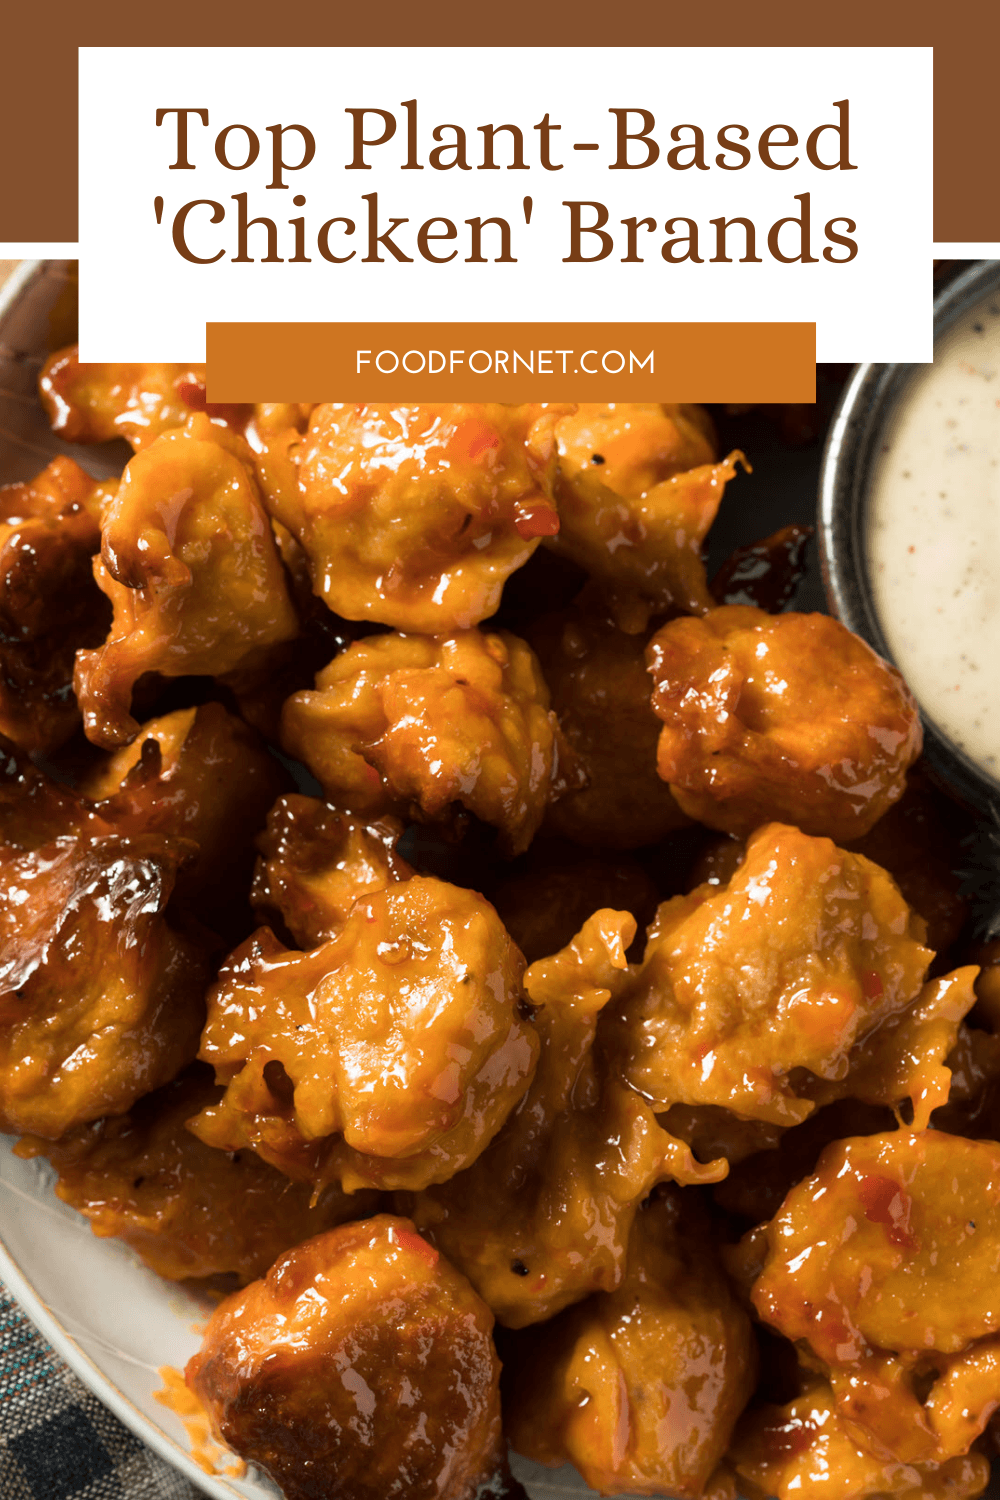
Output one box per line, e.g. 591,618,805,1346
513,500,560,540
451,419,502,464
390,1225,440,1269
176,376,208,411
861,969,884,1000
857,1173,917,1249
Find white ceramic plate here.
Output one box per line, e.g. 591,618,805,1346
0,260,615,1500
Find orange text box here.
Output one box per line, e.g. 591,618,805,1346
205,322,816,403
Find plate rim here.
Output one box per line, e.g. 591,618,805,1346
0,1224,246,1499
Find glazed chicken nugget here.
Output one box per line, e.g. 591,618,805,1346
288,402,568,632
505,1189,756,1498
752,1129,1000,1465
528,601,689,848
610,823,933,1128
932,1017,1000,1144
647,607,922,841
802,966,980,1129
251,794,412,950
16,1065,378,1285
38,348,249,450
185,1215,505,1500
0,457,111,754
548,403,740,628
79,703,288,940
553,402,717,500
409,911,726,1329
845,768,971,958
666,963,978,1173
0,746,210,1139
74,413,298,748
729,1380,990,1500
192,875,538,1193
712,1098,896,1226
216,515,356,747
281,629,559,855
692,770,971,964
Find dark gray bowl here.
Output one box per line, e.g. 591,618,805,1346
818,260,1000,819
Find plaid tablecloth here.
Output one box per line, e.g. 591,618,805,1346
0,1287,199,1500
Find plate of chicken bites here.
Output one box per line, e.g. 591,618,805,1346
2,260,999,1500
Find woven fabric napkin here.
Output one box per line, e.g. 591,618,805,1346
0,1287,199,1500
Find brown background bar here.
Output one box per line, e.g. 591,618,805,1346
206,321,816,402
0,0,994,245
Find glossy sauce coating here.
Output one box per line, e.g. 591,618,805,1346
753,1129,1000,1463
611,823,933,1126
0,457,111,753
16,1065,378,1284
289,402,568,632
217,515,355,747
867,292,1000,782
79,702,288,941
0,745,210,1138
505,1189,756,1497
409,911,726,1329
489,846,659,964
729,1380,990,1500
690,767,973,963
549,403,741,629
647,607,923,841
193,875,538,1192
554,403,717,501
186,1215,504,1500
713,1098,897,1226
75,414,298,747
251,793,411,950
281,629,559,855
844,767,971,958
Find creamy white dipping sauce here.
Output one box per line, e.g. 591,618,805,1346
867,288,1000,785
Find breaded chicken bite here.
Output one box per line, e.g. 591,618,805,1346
752,1129,1000,1465
409,911,726,1328
281,629,560,855
489,844,659,964
528,600,689,848
548,403,741,629
554,402,718,499
0,457,111,754
647,607,922,841
74,414,298,747
506,1189,756,1497
186,1215,505,1500
192,875,538,1193
286,402,567,632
